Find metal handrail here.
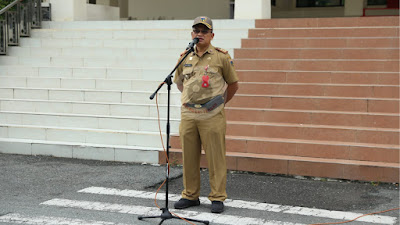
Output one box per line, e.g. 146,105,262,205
0,0,42,55
0,0,22,16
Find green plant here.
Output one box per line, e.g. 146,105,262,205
0,0,14,10
0,0,30,20
371,181,381,186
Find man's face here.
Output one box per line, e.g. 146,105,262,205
191,24,214,48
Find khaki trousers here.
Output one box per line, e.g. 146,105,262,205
179,109,227,202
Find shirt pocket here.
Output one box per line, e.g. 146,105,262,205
182,67,195,81
207,66,219,75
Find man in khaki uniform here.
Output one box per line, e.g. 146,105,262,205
173,16,239,213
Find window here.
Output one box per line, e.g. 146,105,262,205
297,0,344,7
88,0,96,4
367,0,387,5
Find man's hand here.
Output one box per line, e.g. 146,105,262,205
225,81,239,105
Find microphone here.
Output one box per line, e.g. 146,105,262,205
186,38,199,50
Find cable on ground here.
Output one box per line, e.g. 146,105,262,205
310,207,400,225
154,85,197,225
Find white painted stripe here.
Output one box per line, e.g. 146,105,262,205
79,186,397,225
41,198,305,225
0,213,130,225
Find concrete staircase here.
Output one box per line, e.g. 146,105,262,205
168,16,400,183
0,20,255,163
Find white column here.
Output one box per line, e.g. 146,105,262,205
234,0,271,19
344,0,365,17
49,0,87,21
73,0,88,20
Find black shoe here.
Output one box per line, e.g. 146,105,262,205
174,198,200,209
211,201,224,213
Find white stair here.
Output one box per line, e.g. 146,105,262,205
0,19,255,162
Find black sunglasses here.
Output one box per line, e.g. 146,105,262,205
192,29,212,34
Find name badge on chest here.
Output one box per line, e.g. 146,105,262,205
202,65,210,88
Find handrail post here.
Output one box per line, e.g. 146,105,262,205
0,20,7,54
32,0,41,28
20,0,32,37
7,8,20,46
0,0,42,55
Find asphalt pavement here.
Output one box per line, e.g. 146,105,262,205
0,153,398,225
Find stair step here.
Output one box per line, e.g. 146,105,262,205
234,48,399,60
0,138,160,163
30,29,250,40
0,56,19,65
40,20,255,30
161,149,400,183
0,111,180,133
225,121,399,145
225,107,399,129
0,65,169,80
228,94,399,113
0,124,167,148
233,59,398,72
2,77,397,99
20,37,242,51
241,37,399,48
0,87,181,104
249,27,399,38
12,44,236,58
255,16,399,28
0,77,181,92
0,99,181,118
237,82,399,98
170,135,399,163
0,56,180,68
237,70,399,85
8,47,186,58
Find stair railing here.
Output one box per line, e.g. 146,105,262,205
0,0,41,55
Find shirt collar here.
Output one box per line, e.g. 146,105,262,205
193,44,215,56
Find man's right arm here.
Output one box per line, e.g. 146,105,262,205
177,83,183,92
174,50,187,93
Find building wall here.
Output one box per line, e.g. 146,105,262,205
49,0,87,21
50,0,119,21
47,0,395,21
272,6,345,18
87,4,120,21
271,0,392,18
127,0,231,20
272,0,345,18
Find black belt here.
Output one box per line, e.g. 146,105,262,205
184,95,224,112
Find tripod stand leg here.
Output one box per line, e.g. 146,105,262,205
138,215,160,220
138,208,209,225
179,217,210,225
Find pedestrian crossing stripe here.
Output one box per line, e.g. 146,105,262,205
1,186,397,225
78,186,397,225
41,198,305,225
0,213,130,225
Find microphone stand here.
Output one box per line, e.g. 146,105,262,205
138,45,209,225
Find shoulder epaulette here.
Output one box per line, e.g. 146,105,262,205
215,47,228,54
